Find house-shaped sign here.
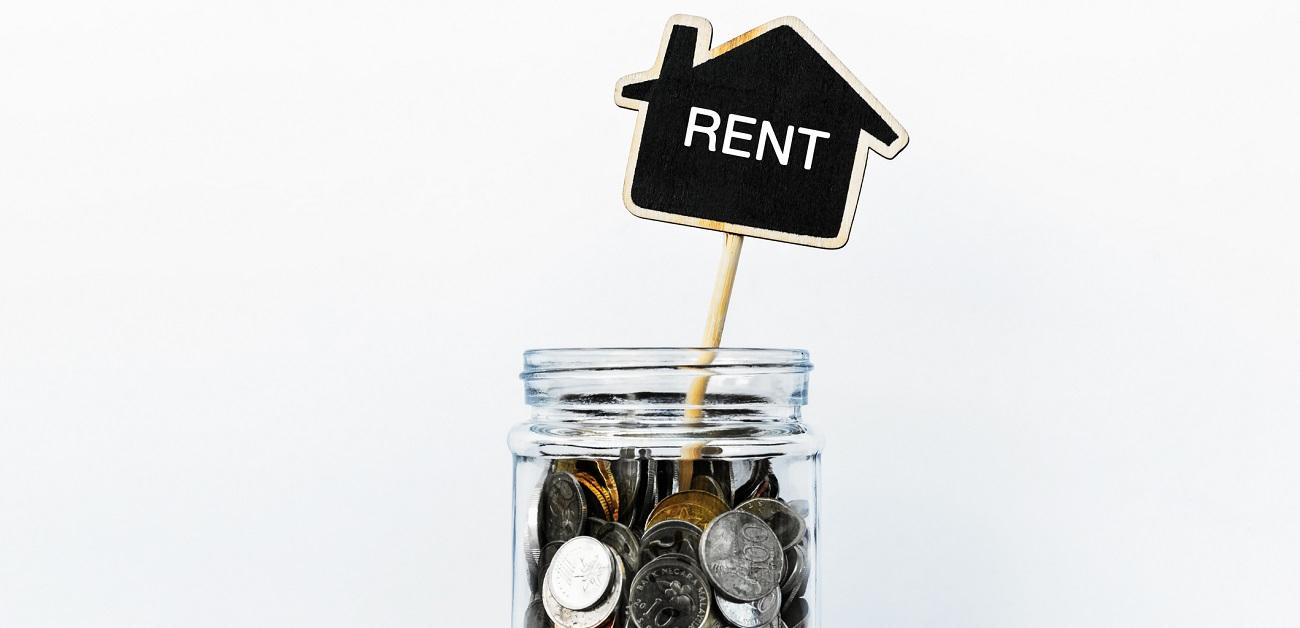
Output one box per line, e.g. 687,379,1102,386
616,15,908,249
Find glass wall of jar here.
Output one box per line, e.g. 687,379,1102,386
509,348,823,628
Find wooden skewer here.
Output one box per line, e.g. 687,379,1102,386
680,233,744,489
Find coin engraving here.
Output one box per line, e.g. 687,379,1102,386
546,537,615,611
544,552,625,628
640,520,703,566
700,511,785,602
627,557,711,628
736,498,806,551
646,490,729,530
544,472,587,544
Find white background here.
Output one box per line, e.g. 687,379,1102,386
2,1,1298,627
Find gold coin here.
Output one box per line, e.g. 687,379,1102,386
645,490,729,530
595,459,619,520
575,471,616,521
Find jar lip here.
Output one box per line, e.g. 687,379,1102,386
521,347,811,378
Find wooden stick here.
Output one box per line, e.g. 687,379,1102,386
680,233,744,489
699,233,745,348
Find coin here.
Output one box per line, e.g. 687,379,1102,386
632,454,658,535
735,498,805,551
702,460,734,505
779,545,808,602
525,595,552,628
543,472,587,544
614,448,643,526
699,511,785,602
655,460,677,501
576,471,618,522
545,536,616,611
734,461,780,502
627,556,712,628
526,485,544,586
715,586,781,628
544,556,626,628
640,520,703,566
646,490,729,530
690,474,728,506
590,518,642,574
538,540,566,591
595,460,620,521
780,598,808,628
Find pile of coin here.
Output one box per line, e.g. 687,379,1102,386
523,451,811,628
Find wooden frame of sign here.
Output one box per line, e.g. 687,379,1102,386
615,15,909,249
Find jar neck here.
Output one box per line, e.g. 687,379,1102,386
530,400,803,423
522,348,811,424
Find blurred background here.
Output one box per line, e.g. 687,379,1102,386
1,1,1297,626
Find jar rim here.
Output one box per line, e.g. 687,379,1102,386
521,347,811,378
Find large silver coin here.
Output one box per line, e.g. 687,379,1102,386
640,520,703,565
699,511,785,602
735,498,805,551
544,552,625,628
545,536,615,611
543,471,587,544
627,557,712,628
715,587,781,628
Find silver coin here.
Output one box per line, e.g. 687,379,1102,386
655,460,677,500
700,511,785,602
715,586,781,628
544,551,625,628
524,595,552,628
780,545,809,602
543,471,587,544
545,536,615,611
526,485,544,589
781,598,808,627
691,474,729,506
627,556,712,628
643,551,697,568
590,518,642,574
734,460,774,503
640,519,703,565
538,540,566,591
735,498,805,551
614,448,643,526
633,454,658,535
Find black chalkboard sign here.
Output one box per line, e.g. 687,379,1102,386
615,15,909,249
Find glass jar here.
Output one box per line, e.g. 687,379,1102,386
509,348,823,628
